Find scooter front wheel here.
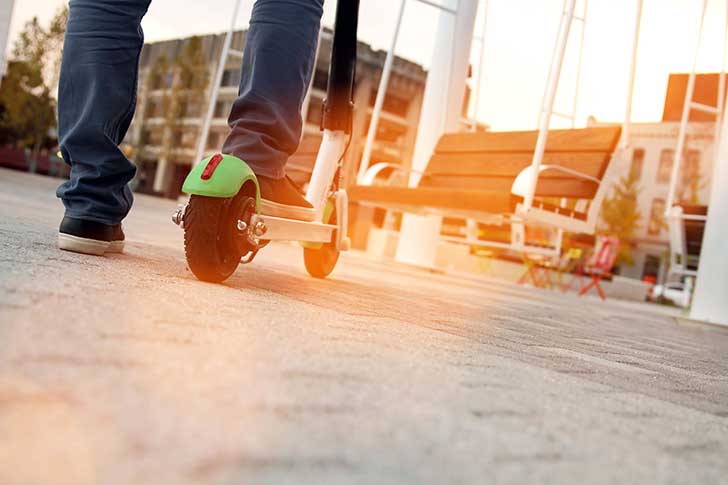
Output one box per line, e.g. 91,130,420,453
303,204,340,279
183,191,254,283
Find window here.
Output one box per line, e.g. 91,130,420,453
311,68,328,92
306,100,324,127
145,100,160,118
683,149,701,183
657,149,674,184
648,198,666,236
180,71,204,90
169,131,180,146
679,149,702,203
178,102,189,118
180,101,201,118
221,69,241,87
152,72,174,90
206,132,221,149
142,129,163,146
150,74,165,90
181,130,197,149
140,129,152,145
630,148,645,180
214,100,229,119
642,254,661,280
363,116,406,143
368,90,409,118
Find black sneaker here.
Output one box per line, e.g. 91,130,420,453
57,216,123,256
258,175,315,222
107,224,126,254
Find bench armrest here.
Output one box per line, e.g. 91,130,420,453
511,164,601,197
360,162,429,186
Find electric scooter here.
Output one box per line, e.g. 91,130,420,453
172,0,360,283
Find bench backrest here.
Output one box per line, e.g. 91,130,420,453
286,135,322,187
420,126,622,200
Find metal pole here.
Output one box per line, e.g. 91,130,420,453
194,0,243,165
621,0,643,150
715,0,728,145
690,86,728,326
301,28,325,140
523,0,577,212
394,0,478,268
571,0,588,128
666,0,708,212
471,0,490,132
357,0,407,184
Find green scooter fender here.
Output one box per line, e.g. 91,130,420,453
182,154,260,210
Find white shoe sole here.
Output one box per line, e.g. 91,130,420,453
260,198,316,222
57,233,110,256
107,240,125,254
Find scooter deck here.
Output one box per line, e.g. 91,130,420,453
251,214,335,244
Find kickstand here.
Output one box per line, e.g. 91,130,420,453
240,240,269,265
240,249,259,264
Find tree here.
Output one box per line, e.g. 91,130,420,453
0,60,55,171
600,170,642,268
0,7,68,171
45,6,70,94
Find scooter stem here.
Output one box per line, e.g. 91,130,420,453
321,0,360,133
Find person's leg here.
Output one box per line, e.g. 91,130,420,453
56,0,151,231
222,0,323,220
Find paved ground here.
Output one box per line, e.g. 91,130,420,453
1,168,727,485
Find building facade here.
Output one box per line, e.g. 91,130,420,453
604,121,716,282
598,72,725,282
121,29,430,198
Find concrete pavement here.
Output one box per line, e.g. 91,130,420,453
1,168,727,485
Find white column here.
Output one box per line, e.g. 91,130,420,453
620,0,643,149
394,0,478,268
690,98,728,326
0,0,15,79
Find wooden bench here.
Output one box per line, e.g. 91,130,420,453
286,134,323,187
349,126,622,240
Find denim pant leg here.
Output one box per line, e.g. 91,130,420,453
56,0,151,225
222,0,324,180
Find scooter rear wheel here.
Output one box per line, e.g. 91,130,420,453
303,204,340,279
183,191,253,283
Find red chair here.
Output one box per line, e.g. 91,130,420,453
578,236,620,300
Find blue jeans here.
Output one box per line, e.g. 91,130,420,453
57,0,323,225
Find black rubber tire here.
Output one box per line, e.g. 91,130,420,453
303,205,340,279
184,194,245,283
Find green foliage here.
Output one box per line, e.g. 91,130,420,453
46,6,70,91
0,61,55,148
0,7,68,167
599,170,642,267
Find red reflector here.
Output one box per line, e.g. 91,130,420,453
201,154,224,180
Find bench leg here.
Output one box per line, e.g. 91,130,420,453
518,260,534,285
517,267,531,285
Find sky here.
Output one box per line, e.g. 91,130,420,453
6,0,728,131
